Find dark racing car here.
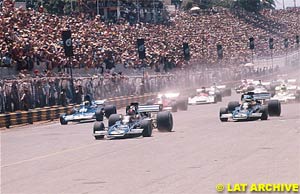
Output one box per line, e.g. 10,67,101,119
219,92,281,122
93,103,173,139
60,99,117,125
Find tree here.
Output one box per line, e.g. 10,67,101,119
233,0,275,12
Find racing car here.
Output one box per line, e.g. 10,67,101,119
93,103,173,139
148,92,188,112
59,99,117,125
271,84,300,103
219,92,281,122
188,87,221,105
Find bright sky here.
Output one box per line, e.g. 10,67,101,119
275,0,299,9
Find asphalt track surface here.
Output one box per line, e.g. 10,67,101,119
1,94,300,194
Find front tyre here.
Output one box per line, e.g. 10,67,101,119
141,120,153,137
259,105,268,120
94,121,105,140
60,114,68,125
219,107,228,122
104,105,117,119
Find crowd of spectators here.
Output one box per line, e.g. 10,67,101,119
1,0,299,73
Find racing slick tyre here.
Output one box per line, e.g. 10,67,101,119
95,108,104,121
219,107,228,122
268,100,281,117
216,93,222,102
108,114,122,127
177,99,188,111
259,105,268,120
171,103,178,112
141,120,153,137
227,101,240,112
157,111,173,132
226,88,232,96
94,121,105,140
59,114,68,125
104,105,117,119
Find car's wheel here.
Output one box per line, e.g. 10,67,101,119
94,121,105,140
171,103,177,112
177,99,188,111
268,100,281,116
226,88,232,96
259,105,268,120
104,105,117,119
216,93,222,102
227,101,240,112
219,107,228,122
157,111,173,132
95,108,104,121
108,114,122,127
141,120,153,137
60,114,68,125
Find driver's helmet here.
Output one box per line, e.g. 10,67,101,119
83,101,90,107
281,84,287,91
127,106,136,116
244,95,253,102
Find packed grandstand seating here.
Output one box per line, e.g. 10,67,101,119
1,0,299,72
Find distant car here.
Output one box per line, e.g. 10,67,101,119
93,103,173,139
271,84,300,103
219,92,281,122
212,85,231,97
59,100,116,125
188,88,219,104
148,92,188,112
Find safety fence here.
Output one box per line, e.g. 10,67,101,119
0,93,157,129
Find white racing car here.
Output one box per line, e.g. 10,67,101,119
188,87,222,105
271,84,300,103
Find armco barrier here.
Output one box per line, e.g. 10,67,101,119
0,93,157,129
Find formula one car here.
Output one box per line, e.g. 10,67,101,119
271,84,300,103
148,92,188,112
60,100,117,125
219,92,281,122
93,103,173,139
188,87,221,105
211,84,231,97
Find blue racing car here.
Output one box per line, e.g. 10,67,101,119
60,99,117,125
93,103,173,139
219,92,281,122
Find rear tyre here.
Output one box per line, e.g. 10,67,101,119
259,105,268,120
219,107,228,122
94,121,105,140
108,114,122,127
268,100,281,116
216,93,222,102
104,105,117,119
95,108,104,121
177,99,188,111
141,120,153,137
227,101,240,112
60,114,68,125
157,111,173,132
171,104,178,112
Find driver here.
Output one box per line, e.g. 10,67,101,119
127,105,138,120
243,95,256,108
280,84,287,92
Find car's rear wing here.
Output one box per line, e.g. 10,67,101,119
253,93,271,100
138,104,162,113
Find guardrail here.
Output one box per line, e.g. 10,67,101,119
0,93,157,129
